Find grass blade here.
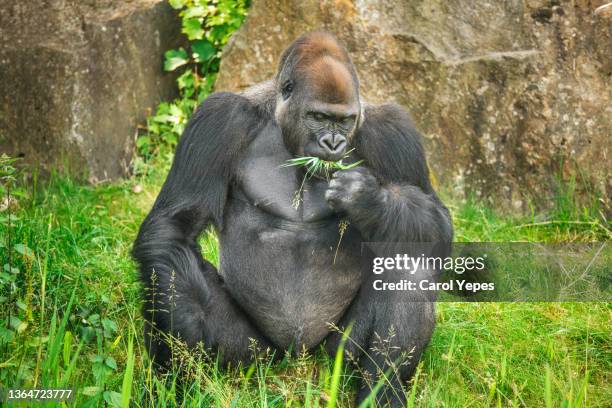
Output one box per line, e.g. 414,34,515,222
121,335,135,408
545,365,553,408
326,325,352,408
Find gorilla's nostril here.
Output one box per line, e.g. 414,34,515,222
319,134,346,152
332,137,346,150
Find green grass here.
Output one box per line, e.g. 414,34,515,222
281,151,364,178
0,162,610,407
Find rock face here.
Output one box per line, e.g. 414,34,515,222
0,0,184,181
216,0,611,211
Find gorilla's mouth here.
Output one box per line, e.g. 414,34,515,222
281,150,363,180
307,159,342,180
303,133,349,162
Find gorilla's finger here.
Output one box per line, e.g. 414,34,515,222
331,171,348,181
325,188,343,200
346,167,372,179
324,191,342,209
331,171,359,184
348,181,365,193
329,179,344,189
343,166,367,175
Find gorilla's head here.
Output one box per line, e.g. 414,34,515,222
274,32,361,161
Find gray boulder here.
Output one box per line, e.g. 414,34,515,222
0,0,184,181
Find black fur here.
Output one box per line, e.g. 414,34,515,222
133,93,271,367
350,103,453,242
133,32,453,406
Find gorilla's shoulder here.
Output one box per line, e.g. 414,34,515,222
357,102,423,148
176,91,265,156
360,102,417,133
195,91,257,118
355,102,428,185
239,80,275,104
195,80,276,120
239,80,276,117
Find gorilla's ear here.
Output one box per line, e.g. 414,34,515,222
281,80,294,100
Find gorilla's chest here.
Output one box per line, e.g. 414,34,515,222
220,126,363,350
234,125,334,222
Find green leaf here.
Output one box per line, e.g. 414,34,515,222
103,390,122,408
163,49,189,72
165,134,178,146
136,136,150,149
182,18,204,40
9,316,27,333
14,243,34,258
81,386,102,396
168,103,185,118
87,313,100,325
156,102,171,115
192,40,216,63
177,70,195,90
102,318,118,337
92,355,104,364
152,114,177,124
147,122,159,134
93,361,111,382
168,0,187,9
27,336,48,347
105,356,117,370
16,300,27,311
3,263,19,274
183,6,207,19
0,327,14,344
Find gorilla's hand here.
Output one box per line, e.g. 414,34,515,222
325,167,382,213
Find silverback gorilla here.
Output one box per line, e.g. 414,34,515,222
133,32,453,406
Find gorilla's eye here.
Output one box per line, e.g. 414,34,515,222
281,80,294,100
342,116,355,126
312,112,326,121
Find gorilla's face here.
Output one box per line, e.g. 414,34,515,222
275,56,360,162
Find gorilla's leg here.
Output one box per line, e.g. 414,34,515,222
325,271,436,407
145,261,272,370
144,254,273,369
135,215,272,370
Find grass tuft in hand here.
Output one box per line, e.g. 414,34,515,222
281,149,363,180
281,149,363,209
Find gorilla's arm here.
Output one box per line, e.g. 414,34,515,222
326,104,453,243
133,93,261,352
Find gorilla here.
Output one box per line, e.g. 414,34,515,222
133,31,453,406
